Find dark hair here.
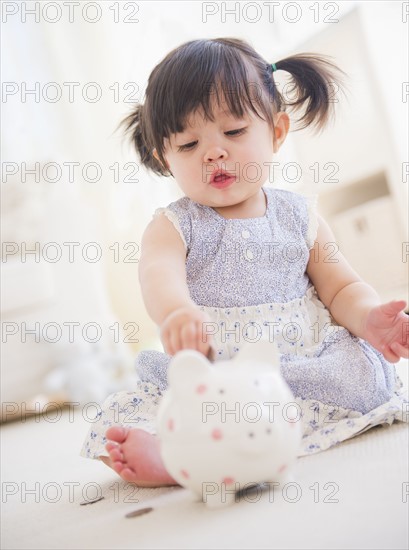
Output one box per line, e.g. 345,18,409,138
122,37,346,176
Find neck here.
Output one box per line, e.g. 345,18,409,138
212,188,267,219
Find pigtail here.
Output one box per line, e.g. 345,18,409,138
272,54,346,132
121,104,168,176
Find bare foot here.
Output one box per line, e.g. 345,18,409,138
104,427,178,487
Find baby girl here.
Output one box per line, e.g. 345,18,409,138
81,37,408,486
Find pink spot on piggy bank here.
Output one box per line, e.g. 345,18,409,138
211,429,223,440
222,477,235,485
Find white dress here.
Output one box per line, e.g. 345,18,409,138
80,187,408,459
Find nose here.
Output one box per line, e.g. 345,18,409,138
204,146,228,164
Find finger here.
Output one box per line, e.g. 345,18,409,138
380,343,401,363
180,321,197,350
390,341,409,359
159,327,170,355
169,329,181,356
382,300,407,315
160,330,173,356
195,316,207,347
196,320,211,357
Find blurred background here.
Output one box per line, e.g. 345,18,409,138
1,1,408,416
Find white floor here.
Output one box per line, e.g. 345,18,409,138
1,360,408,550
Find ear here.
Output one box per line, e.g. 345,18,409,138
232,339,280,374
168,349,211,389
273,112,290,153
152,148,170,170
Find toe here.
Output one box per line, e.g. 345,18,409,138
112,461,125,474
120,467,139,483
106,426,129,444
108,447,124,462
105,441,118,453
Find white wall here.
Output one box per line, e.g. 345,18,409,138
1,1,407,404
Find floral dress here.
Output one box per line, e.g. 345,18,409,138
81,187,408,459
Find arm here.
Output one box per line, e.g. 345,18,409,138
139,213,194,325
306,214,378,338
139,214,213,356
307,215,408,362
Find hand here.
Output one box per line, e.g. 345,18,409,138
160,305,215,357
362,300,409,363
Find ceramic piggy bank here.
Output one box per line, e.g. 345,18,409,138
156,339,302,508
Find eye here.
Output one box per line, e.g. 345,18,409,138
176,127,247,152
225,127,247,137
177,141,197,152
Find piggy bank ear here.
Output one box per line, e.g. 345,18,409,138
168,349,210,389
232,338,280,373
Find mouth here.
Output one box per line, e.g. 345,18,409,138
210,170,236,189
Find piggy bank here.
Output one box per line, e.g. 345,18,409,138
156,339,302,508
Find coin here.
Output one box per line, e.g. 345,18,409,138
80,496,105,506
125,507,153,518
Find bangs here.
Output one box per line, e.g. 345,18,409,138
146,40,275,158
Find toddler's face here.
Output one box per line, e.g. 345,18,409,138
160,100,284,215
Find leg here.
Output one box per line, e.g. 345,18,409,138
104,426,178,487
81,382,163,459
280,329,397,414
81,379,179,487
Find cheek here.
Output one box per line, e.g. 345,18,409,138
175,158,200,179
245,142,270,161
258,137,275,159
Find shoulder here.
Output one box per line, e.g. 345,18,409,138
266,187,319,248
156,195,191,212
157,195,205,218
153,196,206,250
267,187,315,211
